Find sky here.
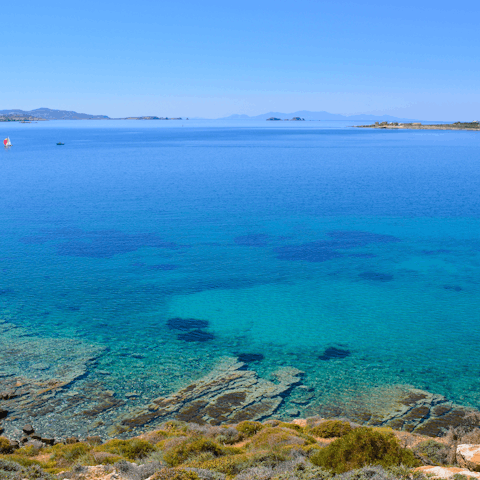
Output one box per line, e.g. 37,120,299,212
3,0,480,119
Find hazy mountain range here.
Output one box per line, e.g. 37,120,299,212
1,108,424,122
219,110,421,122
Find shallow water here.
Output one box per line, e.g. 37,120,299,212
1,120,480,434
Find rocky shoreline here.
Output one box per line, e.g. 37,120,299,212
355,121,480,131
2,351,480,444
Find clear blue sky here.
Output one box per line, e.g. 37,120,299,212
3,0,480,119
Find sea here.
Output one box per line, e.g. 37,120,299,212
1,119,480,435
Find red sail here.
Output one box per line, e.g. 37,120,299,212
3,138,7,146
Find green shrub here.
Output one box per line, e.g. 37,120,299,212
310,427,419,474
0,454,43,469
248,427,308,450
278,422,303,432
163,437,224,467
49,442,91,466
97,438,156,460
150,468,200,480
236,421,264,438
15,445,42,457
0,458,56,480
274,462,333,480
309,420,353,438
192,448,288,475
0,437,14,454
413,440,449,466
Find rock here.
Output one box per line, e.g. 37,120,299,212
57,465,119,480
0,319,103,437
20,436,28,444
125,392,140,399
0,426,3,435
86,435,102,445
416,466,480,479
22,424,34,435
25,439,44,449
457,444,480,470
286,408,300,417
327,385,480,437
9,440,19,449
41,437,55,445
30,434,42,441
117,359,304,428
0,389,16,400
65,436,79,444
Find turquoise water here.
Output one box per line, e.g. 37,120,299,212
1,120,480,430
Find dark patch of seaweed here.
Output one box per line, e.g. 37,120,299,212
237,353,265,363
167,318,209,331
319,347,351,360
358,271,394,282
177,330,215,342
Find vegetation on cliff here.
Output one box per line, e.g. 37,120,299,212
0,417,475,479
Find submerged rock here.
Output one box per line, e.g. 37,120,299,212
22,425,34,435
327,385,480,437
0,319,103,439
444,285,463,292
358,271,394,282
167,317,209,331
237,353,264,363
117,359,303,428
177,330,214,342
234,234,272,247
318,347,351,360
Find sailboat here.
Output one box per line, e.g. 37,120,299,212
3,137,11,147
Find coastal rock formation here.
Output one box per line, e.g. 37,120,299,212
0,317,103,437
457,444,480,470
117,359,303,429
417,466,480,479
379,389,480,436
311,385,480,437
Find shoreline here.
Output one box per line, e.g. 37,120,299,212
2,352,480,443
355,121,480,131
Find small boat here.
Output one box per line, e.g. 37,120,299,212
3,137,11,147
56,142,65,145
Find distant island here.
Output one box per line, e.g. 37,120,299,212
267,116,305,121
0,114,46,123
219,110,425,122
0,108,185,121
0,108,110,120
123,116,183,120
356,121,480,131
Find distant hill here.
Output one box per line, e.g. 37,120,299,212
0,108,109,120
220,110,422,122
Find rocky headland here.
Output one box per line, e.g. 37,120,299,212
355,121,480,131
0,114,46,122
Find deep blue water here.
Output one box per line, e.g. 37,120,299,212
1,120,480,425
